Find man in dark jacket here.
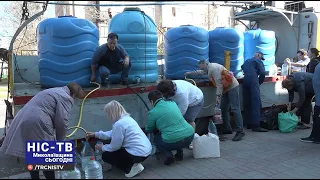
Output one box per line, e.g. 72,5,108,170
91,33,131,85
307,48,320,73
241,51,267,132
282,72,314,129
301,63,320,144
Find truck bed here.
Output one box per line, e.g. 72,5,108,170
12,75,297,140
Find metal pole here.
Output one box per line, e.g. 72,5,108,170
207,4,210,30
72,1,75,16
96,1,100,29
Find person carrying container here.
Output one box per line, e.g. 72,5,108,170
90,32,131,86
0,82,85,179
282,72,314,129
156,79,204,149
301,63,320,144
146,90,194,166
86,100,151,178
184,60,245,141
241,51,268,132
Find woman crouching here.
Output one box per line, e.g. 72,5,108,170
86,100,152,178
146,90,194,165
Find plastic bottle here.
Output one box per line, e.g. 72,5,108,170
214,107,223,124
95,141,104,165
75,152,82,170
55,171,62,179
281,63,288,76
81,141,95,171
61,166,81,179
208,119,217,135
84,156,103,179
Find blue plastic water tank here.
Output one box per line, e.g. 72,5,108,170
108,7,158,83
209,27,244,77
37,16,99,88
164,25,209,79
244,29,276,73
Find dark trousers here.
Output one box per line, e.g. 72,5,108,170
98,61,132,83
296,94,313,124
29,171,55,179
101,148,147,174
153,133,194,159
243,78,261,127
221,86,244,132
310,105,320,141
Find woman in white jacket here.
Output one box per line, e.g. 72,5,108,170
86,100,152,178
157,80,204,149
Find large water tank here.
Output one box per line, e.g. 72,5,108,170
209,27,244,77
164,25,209,79
108,7,158,83
37,16,99,88
244,29,276,74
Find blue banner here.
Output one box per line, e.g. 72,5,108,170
25,141,75,165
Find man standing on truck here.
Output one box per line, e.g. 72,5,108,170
241,51,268,132
91,33,132,85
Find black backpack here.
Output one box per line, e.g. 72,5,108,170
260,104,282,130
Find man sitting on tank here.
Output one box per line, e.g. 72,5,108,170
90,33,132,85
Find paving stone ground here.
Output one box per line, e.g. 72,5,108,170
1,128,320,179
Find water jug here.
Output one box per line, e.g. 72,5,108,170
84,156,103,179
214,107,223,124
193,133,221,159
81,141,95,171
208,120,217,135
61,167,81,179
94,141,104,165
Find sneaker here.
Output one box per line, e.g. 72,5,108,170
232,131,245,141
300,136,315,143
125,163,144,178
163,156,175,165
188,144,193,150
174,151,183,161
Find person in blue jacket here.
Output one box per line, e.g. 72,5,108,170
301,63,320,143
241,51,268,132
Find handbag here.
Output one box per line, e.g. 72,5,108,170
210,70,234,89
